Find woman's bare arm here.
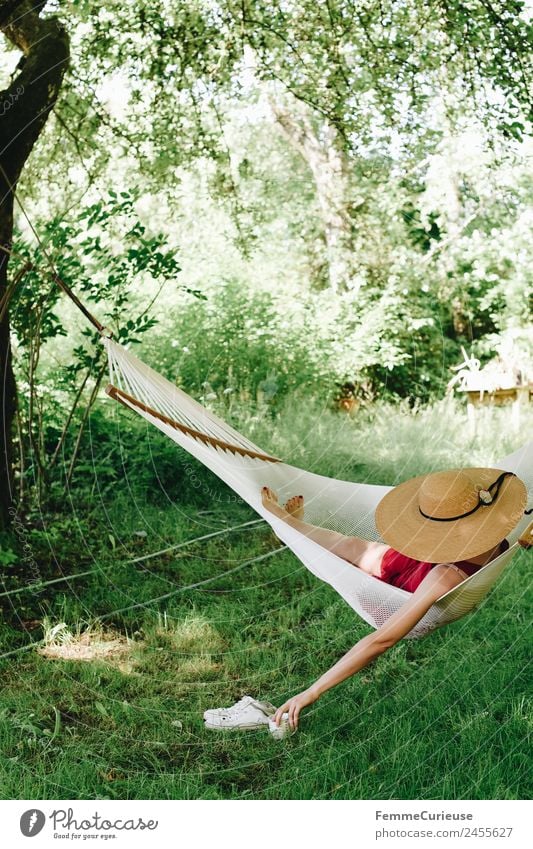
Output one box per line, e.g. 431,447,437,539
275,563,465,729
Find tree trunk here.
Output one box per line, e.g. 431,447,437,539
0,0,69,527
0,209,16,527
269,96,355,292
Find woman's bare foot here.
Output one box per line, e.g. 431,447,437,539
261,486,287,518
261,487,305,522
284,495,304,520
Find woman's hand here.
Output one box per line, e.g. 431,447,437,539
274,687,319,731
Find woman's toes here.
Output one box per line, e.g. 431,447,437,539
283,495,304,518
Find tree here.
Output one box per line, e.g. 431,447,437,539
231,0,532,292
0,1,69,527
65,2,530,292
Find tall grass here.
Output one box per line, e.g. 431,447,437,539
229,394,533,482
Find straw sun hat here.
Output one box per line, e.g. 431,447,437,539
375,468,527,564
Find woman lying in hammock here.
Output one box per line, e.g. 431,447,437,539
261,467,526,732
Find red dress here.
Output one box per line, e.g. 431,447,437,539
378,540,509,593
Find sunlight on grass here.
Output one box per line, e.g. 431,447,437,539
131,614,225,685
149,612,225,654
176,655,222,681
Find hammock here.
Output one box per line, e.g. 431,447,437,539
102,336,533,640
2,169,528,641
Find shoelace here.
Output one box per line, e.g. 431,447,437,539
227,698,255,716
213,696,253,715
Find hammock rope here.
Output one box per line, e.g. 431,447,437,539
0,162,107,334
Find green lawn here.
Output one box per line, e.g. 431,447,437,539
0,399,531,800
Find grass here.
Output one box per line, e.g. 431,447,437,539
0,397,531,800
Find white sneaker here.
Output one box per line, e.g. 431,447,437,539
203,695,275,721
268,712,295,740
203,696,276,731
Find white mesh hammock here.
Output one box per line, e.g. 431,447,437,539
102,337,533,640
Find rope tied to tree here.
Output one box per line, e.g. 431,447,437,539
0,161,109,336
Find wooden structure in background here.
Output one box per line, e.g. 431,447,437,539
459,384,532,433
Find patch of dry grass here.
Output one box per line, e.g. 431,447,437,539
38,620,136,670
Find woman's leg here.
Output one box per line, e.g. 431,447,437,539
261,487,388,576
